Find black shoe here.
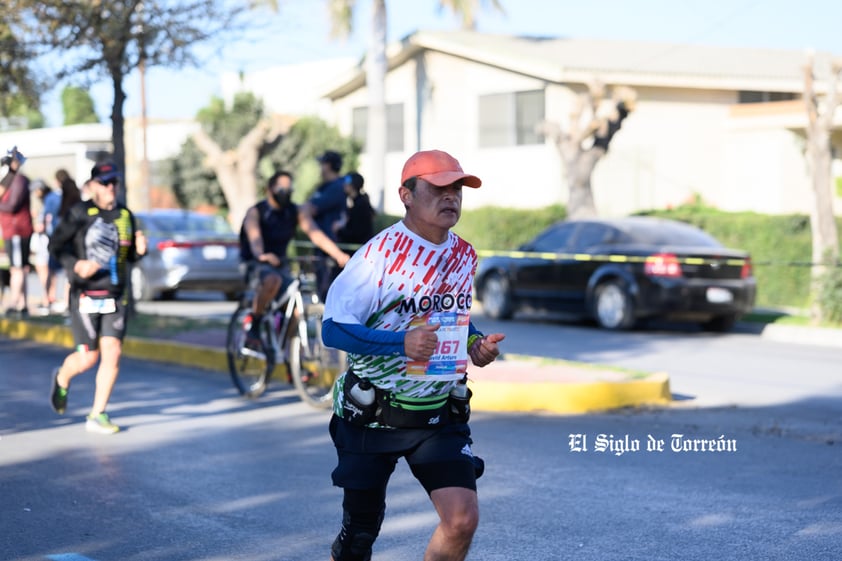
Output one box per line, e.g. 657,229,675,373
244,322,262,351
50,368,68,414
4,307,28,319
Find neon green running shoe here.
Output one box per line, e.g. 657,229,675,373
50,368,68,414
85,412,120,434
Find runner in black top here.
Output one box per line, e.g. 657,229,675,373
47,161,147,434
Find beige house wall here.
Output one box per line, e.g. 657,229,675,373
330,49,839,218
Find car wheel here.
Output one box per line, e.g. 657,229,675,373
131,266,155,302
701,314,737,332
481,274,514,320
594,280,635,330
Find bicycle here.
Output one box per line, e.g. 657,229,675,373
225,258,346,408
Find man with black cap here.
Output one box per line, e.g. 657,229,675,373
321,149,505,561
304,150,348,298
47,161,147,434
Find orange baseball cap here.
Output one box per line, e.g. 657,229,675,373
400,150,481,188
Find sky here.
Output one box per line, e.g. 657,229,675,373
41,0,842,127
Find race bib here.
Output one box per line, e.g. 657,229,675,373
79,295,116,315
406,311,469,379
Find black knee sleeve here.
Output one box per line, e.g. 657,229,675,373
331,488,386,561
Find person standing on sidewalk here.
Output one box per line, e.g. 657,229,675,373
0,146,33,317
322,149,505,561
30,180,62,315
47,162,147,434
333,171,375,252
303,150,347,299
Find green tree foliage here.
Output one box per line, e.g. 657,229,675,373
164,137,226,210
61,86,99,125
197,94,266,152
264,116,361,202
168,92,266,210
0,14,44,129
11,0,258,201
818,264,842,325
168,93,360,215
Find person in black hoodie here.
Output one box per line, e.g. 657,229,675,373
47,162,147,434
334,172,375,252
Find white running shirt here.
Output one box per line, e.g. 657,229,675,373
325,220,478,404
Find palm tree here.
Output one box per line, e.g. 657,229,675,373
327,0,504,211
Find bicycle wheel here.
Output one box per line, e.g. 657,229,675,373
289,302,345,409
226,305,273,398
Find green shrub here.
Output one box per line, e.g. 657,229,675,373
454,205,567,250
818,264,842,324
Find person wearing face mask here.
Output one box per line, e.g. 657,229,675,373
239,170,350,349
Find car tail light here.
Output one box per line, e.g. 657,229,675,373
156,240,237,250
157,240,197,250
741,257,753,279
645,253,682,277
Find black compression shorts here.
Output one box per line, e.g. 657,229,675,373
329,415,480,494
69,291,129,350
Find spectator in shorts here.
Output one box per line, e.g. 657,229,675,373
0,146,33,317
31,180,62,315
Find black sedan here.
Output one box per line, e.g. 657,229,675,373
474,216,756,331
131,209,245,301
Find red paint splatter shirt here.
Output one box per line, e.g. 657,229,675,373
324,220,478,402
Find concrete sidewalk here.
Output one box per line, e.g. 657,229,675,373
0,318,672,415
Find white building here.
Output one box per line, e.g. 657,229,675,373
317,31,842,217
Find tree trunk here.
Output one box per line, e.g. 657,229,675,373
366,0,387,212
803,55,841,322
540,83,635,219
193,116,286,229
110,69,127,206
564,148,602,219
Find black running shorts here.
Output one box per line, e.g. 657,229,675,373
329,415,479,494
69,291,129,350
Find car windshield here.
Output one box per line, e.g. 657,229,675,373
621,220,721,247
143,214,233,236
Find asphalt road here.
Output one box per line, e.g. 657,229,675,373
2,333,841,561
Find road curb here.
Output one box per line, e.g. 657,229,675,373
2,318,672,414
0,318,231,371
469,372,672,415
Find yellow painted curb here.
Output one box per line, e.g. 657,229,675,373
122,337,230,372
469,373,671,415
0,318,283,377
3,319,670,414
0,318,76,348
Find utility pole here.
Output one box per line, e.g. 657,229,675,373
139,55,150,210
136,0,151,210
